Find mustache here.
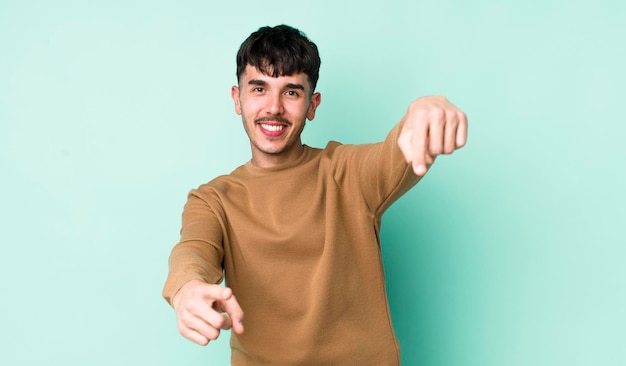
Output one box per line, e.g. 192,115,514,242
255,116,292,125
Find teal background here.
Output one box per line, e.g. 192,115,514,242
1,0,624,365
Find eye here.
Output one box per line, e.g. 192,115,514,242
286,90,300,97
253,87,264,93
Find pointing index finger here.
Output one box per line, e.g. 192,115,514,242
221,294,245,334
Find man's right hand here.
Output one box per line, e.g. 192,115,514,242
172,280,245,345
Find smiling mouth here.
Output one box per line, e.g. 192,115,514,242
256,120,290,137
255,116,291,136
259,123,285,132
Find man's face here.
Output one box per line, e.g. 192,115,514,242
231,65,321,167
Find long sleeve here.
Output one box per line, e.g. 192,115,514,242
329,118,421,217
162,188,226,305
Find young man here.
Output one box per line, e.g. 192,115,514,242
163,25,467,365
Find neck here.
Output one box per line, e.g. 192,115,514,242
250,143,305,169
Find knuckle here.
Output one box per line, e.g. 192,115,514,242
214,316,226,329
179,312,192,324
458,110,468,123
178,324,194,339
448,112,460,125
430,147,443,155
184,300,199,313
207,328,220,341
412,109,429,122
191,332,210,346
429,108,445,120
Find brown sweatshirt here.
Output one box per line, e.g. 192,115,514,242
163,121,421,365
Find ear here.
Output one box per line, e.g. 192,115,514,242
231,85,242,115
306,92,322,121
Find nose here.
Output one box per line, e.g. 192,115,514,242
264,92,284,115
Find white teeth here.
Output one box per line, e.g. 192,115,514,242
261,124,285,132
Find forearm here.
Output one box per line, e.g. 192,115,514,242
163,187,227,305
341,119,421,214
163,241,224,305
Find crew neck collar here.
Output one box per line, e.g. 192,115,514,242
244,145,314,175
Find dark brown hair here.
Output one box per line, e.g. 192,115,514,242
236,25,321,91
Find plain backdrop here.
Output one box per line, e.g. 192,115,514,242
1,0,624,365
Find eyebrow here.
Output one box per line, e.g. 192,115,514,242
248,79,305,91
248,79,267,86
285,83,305,91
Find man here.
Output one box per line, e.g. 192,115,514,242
163,24,467,365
